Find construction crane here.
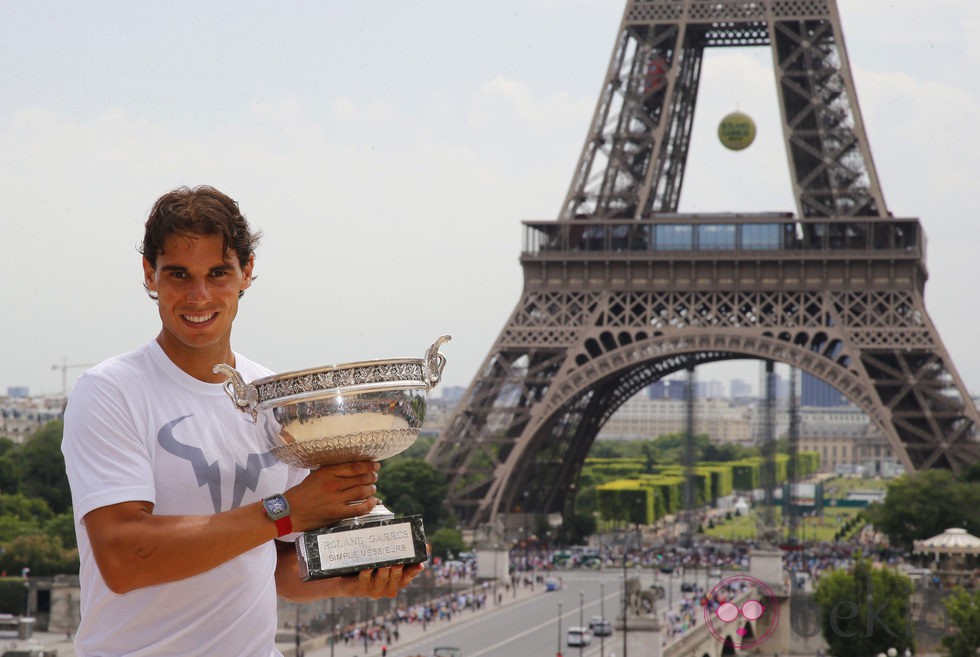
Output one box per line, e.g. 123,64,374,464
51,358,94,397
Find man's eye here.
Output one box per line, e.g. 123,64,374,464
169,271,187,280
211,270,228,278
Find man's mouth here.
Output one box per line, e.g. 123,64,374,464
183,312,217,324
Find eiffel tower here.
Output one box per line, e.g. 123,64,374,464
426,0,980,529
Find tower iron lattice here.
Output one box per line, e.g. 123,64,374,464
426,0,980,530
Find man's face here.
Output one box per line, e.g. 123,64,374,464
142,233,253,361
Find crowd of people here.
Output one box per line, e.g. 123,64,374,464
283,564,507,653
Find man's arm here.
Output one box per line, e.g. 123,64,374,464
273,540,424,602
84,461,380,594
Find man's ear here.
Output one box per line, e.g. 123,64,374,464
142,256,158,294
241,254,255,291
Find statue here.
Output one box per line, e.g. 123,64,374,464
625,577,663,618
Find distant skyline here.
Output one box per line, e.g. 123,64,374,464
1,1,978,400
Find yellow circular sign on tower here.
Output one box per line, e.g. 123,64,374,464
718,111,756,151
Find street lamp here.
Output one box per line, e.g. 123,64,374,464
294,604,301,657
622,563,628,657
21,567,30,618
329,598,336,657
523,490,530,572
557,601,563,657
600,582,606,657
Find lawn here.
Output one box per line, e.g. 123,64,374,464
702,506,864,542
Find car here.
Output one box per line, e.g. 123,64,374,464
680,581,698,592
433,648,462,657
589,616,613,636
567,627,592,647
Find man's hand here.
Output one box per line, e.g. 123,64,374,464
339,563,426,599
285,461,380,532
275,539,426,602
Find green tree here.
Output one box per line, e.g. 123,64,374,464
44,512,78,550
640,442,657,473
866,470,980,549
16,420,71,514
813,555,915,657
0,534,78,577
557,512,596,545
942,587,980,657
428,527,466,560
401,435,434,460
0,437,18,496
0,493,53,524
589,441,622,459
376,456,449,530
0,515,35,543
0,455,17,495
702,441,751,462
0,437,16,456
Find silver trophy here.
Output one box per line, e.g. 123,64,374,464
214,335,450,580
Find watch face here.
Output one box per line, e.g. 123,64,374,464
264,495,288,517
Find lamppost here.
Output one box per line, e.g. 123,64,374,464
294,604,302,657
21,567,30,618
557,601,563,657
599,582,606,657
523,490,530,572
622,556,628,657
329,598,336,657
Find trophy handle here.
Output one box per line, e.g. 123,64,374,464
212,363,260,421
422,335,451,389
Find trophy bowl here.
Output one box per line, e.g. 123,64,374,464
213,335,451,580
213,335,451,468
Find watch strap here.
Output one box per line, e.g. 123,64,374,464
272,515,292,538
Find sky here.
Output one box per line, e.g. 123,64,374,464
1,0,978,401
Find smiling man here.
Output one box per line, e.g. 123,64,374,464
62,185,423,657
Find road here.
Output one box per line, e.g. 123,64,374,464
304,567,718,657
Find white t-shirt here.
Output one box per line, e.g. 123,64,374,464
62,340,307,657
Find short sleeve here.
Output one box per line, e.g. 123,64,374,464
62,371,157,521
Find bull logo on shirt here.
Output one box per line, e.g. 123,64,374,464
157,415,279,512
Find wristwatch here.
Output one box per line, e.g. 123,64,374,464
262,494,292,537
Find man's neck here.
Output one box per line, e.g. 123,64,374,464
155,333,235,383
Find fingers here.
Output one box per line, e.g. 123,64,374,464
401,562,425,585
355,565,416,599
317,461,380,478
310,463,379,495
286,462,383,530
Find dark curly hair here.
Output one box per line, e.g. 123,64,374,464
139,185,261,299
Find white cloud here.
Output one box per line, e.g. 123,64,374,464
467,74,593,132
328,98,400,125
250,97,307,122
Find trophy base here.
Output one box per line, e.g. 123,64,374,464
296,513,427,581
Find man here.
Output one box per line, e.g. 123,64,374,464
62,185,422,656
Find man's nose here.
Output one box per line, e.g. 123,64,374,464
187,277,211,301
